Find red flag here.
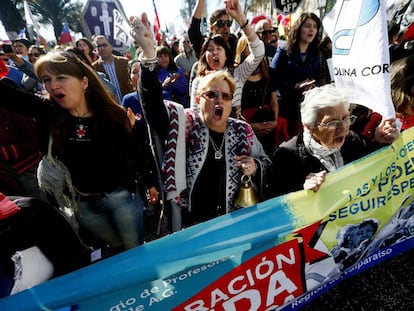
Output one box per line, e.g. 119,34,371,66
152,0,161,45
0,58,8,78
59,22,72,44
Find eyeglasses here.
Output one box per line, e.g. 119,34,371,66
259,28,276,36
97,43,109,49
29,52,41,57
317,115,357,130
201,90,233,101
260,30,273,36
213,20,233,28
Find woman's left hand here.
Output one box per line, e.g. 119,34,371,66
127,107,136,127
235,155,257,176
374,117,400,144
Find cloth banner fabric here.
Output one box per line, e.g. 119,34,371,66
322,0,395,118
2,129,414,310
23,1,41,39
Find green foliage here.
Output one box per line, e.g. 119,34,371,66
1,0,83,42
29,0,82,40
0,0,25,33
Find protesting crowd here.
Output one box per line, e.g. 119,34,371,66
0,0,413,305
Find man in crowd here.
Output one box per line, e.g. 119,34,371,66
92,35,131,103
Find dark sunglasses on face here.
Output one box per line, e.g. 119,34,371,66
29,52,41,57
260,29,276,36
202,90,233,101
97,43,109,49
213,20,233,28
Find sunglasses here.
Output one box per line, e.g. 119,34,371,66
202,90,233,101
269,39,278,44
29,52,41,57
213,20,233,28
97,43,109,49
260,29,276,36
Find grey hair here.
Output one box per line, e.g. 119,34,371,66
300,83,351,128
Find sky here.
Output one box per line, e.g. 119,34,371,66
0,0,227,42
79,0,187,35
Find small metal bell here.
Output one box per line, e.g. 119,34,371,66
234,175,259,208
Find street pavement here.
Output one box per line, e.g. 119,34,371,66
302,248,414,310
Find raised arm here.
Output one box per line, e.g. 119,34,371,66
130,13,169,141
188,0,205,57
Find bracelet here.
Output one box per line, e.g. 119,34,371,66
240,20,249,29
139,55,157,63
139,55,158,71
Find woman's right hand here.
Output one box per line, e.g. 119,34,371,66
303,170,327,192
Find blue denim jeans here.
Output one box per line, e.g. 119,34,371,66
76,187,144,250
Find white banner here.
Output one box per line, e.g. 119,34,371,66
24,1,41,38
323,0,395,118
113,8,132,47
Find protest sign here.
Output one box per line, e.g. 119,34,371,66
273,0,304,15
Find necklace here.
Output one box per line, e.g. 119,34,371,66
209,131,226,160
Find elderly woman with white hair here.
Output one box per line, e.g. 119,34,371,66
266,83,399,197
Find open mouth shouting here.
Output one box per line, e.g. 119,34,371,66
53,92,65,102
214,105,223,120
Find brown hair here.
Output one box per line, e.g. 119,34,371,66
287,13,321,56
196,34,233,77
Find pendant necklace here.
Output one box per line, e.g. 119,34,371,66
209,131,226,160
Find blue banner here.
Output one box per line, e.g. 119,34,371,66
2,128,414,311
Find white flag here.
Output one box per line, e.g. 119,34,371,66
323,0,395,118
113,9,132,46
24,1,41,38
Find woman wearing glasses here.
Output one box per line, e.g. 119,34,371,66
266,84,399,197
130,12,271,230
